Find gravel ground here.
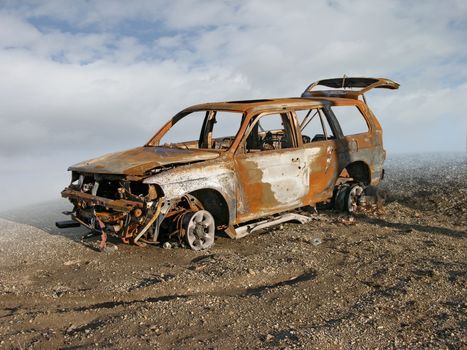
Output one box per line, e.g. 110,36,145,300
0,152,465,350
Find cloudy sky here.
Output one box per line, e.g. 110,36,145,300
0,0,466,210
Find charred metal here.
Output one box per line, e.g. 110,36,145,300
59,76,399,250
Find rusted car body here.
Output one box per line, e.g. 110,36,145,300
59,77,398,250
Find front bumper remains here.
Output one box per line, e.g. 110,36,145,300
59,187,167,248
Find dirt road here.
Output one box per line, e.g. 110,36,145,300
0,153,465,349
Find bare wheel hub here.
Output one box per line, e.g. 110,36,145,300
184,210,215,251
334,183,364,213
347,184,364,213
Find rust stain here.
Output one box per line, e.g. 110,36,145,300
68,146,219,176
234,158,279,221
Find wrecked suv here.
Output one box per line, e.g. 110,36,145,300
59,77,399,250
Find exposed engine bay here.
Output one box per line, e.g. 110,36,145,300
61,171,215,251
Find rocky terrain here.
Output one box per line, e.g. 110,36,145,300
0,152,465,349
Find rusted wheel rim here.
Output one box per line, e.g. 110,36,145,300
347,184,364,213
185,210,215,251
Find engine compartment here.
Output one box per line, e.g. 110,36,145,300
62,169,218,251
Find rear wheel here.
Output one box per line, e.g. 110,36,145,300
334,183,364,213
183,210,215,251
334,183,350,212
346,184,364,213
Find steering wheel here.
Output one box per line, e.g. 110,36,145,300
261,132,276,150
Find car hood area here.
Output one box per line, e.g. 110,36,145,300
68,146,220,176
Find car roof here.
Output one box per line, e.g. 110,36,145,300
182,97,351,114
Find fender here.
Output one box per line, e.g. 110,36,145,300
143,161,237,225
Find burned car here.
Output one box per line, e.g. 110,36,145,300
58,77,399,250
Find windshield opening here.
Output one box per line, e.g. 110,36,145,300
150,110,244,151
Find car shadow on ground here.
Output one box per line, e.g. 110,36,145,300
360,215,466,239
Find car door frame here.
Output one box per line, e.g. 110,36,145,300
233,110,311,222
292,105,342,204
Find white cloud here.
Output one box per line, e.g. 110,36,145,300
0,0,466,210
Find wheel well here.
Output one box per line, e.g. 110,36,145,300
190,189,230,228
345,161,371,185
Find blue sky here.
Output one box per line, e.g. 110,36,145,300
0,0,466,209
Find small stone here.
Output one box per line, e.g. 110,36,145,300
311,238,322,246
102,245,118,253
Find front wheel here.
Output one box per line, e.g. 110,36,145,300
183,210,215,251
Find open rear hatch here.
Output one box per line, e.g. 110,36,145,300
302,77,399,98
